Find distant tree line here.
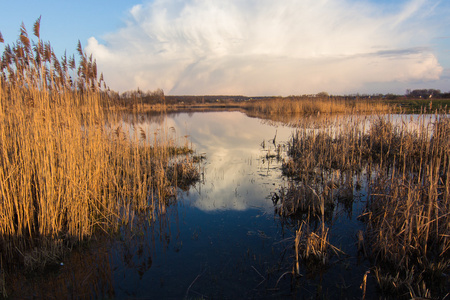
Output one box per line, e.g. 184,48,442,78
115,88,165,106
406,89,450,99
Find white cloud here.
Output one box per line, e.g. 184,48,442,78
86,0,445,95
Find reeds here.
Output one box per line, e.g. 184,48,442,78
244,96,392,116
0,18,199,278
364,115,450,297
282,111,450,298
295,221,331,273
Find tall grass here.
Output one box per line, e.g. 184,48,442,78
0,18,199,275
244,96,392,116
364,115,450,297
281,111,450,298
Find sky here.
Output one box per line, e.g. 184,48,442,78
1,0,449,96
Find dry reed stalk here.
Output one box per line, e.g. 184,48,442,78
275,182,334,221
360,270,370,300
295,221,330,264
294,219,343,272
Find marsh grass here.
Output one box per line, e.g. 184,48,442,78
365,116,450,297
0,18,199,283
281,110,450,298
244,96,393,116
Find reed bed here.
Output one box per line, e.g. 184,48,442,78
365,116,450,297
245,96,392,116
0,18,199,281
281,111,450,298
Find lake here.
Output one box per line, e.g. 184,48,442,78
14,111,435,299
106,111,374,299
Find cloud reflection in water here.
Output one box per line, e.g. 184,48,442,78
140,111,294,212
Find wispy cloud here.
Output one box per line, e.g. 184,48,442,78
86,0,445,95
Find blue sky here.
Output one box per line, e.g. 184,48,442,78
1,0,449,95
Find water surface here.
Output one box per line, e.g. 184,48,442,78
12,111,380,299
108,111,373,299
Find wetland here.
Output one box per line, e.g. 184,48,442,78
5,110,450,299
1,19,449,299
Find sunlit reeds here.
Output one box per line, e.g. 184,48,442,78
244,96,392,116
281,111,450,298
0,18,199,280
364,116,450,297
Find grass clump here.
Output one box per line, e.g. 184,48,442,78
294,221,331,275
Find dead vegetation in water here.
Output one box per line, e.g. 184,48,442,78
274,163,352,277
0,18,200,287
167,158,201,191
294,221,331,274
364,118,450,298
274,170,354,279
281,110,450,298
273,182,335,224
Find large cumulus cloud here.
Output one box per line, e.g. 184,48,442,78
86,0,444,95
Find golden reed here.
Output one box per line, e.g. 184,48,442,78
0,18,198,276
282,112,449,298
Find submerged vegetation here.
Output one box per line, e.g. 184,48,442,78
0,17,199,291
279,112,450,298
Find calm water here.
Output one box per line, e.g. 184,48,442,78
107,111,373,299
14,111,385,299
